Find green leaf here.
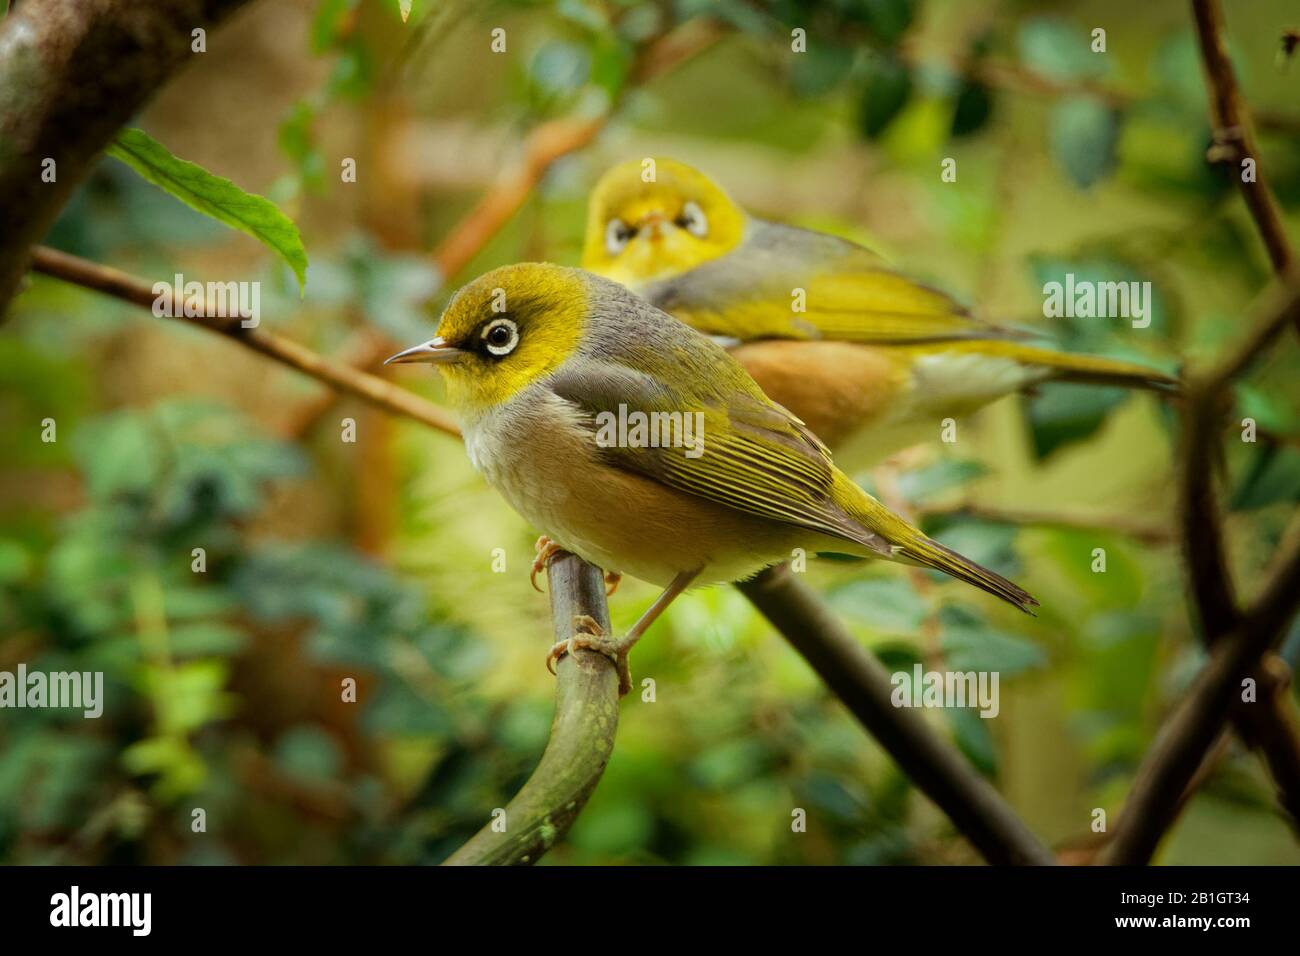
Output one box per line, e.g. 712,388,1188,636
947,706,997,776
950,78,993,137
856,0,916,45
859,53,913,139
1018,17,1107,82
1050,96,1120,189
1022,381,1129,461
790,43,856,98
1237,383,1300,437
108,128,308,295
940,605,1047,676
897,458,987,504
1232,444,1300,511
829,577,928,633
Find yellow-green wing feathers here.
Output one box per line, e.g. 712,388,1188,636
641,219,1006,344
547,312,1037,612
642,220,1175,393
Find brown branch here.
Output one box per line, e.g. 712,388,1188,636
430,115,606,282
27,246,461,438
738,565,1056,866
1098,2,1300,861
443,553,620,866
1190,0,1297,278
1102,273,1300,864
1103,531,1300,864
0,0,254,314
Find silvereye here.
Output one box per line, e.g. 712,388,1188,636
582,158,1177,469
387,263,1036,694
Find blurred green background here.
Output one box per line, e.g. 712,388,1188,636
3,0,1300,865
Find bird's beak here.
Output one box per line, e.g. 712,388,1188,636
636,211,668,238
384,337,468,366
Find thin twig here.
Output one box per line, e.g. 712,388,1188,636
27,246,461,438
1190,0,1296,278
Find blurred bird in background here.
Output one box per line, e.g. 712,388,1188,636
582,158,1177,470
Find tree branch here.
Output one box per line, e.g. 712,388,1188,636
0,0,254,313
1103,273,1300,864
443,553,620,866
1190,0,1296,277
738,565,1056,866
1097,2,1300,859
27,246,461,438
1103,531,1300,864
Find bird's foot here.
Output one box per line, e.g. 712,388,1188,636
530,535,566,592
604,570,622,596
547,614,634,696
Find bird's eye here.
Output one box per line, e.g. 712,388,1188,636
480,317,519,357
676,200,708,238
605,218,633,255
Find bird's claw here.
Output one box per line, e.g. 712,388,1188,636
546,615,633,696
530,535,565,592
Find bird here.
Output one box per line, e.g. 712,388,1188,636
386,263,1037,694
581,158,1177,469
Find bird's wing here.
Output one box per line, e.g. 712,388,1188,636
641,220,1012,344
545,354,894,557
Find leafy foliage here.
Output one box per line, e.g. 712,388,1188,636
108,129,309,294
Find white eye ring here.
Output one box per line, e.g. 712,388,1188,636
481,317,519,356
679,200,708,238
605,218,633,255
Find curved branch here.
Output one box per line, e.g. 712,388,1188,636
443,553,620,866
738,565,1055,866
0,0,253,313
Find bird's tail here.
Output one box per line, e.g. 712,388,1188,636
956,340,1179,392
834,473,1039,614
895,535,1039,614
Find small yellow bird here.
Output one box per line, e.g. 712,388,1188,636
582,158,1177,468
387,263,1037,694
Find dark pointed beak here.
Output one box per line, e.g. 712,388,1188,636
384,337,468,365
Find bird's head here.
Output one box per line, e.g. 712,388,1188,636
386,263,590,415
581,158,745,287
